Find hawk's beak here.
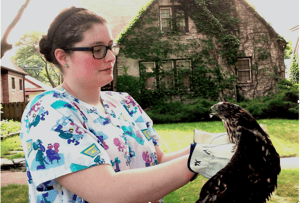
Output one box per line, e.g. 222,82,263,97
209,104,218,118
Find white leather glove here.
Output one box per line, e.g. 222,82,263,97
194,129,230,145
188,142,235,179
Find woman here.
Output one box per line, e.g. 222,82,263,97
21,7,233,203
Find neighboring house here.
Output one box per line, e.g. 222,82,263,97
285,25,299,80
116,0,286,100
1,57,28,103
290,25,299,54
24,75,52,101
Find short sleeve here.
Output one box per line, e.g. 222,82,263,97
20,92,111,189
117,93,160,146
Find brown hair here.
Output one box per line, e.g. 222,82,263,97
39,7,107,71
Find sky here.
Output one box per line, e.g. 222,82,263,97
1,0,299,58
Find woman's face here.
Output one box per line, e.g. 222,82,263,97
65,23,116,88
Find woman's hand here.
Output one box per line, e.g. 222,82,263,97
188,143,235,179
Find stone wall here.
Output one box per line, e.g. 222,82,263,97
116,0,286,99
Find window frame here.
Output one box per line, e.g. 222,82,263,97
140,61,156,90
11,77,16,91
236,57,252,84
160,7,172,32
19,79,23,92
176,60,192,89
139,59,192,90
160,61,174,88
159,6,188,33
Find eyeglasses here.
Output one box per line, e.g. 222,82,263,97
63,43,120,59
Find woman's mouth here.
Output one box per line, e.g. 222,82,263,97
100,67,112,72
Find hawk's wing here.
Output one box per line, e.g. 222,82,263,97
196,126,280,203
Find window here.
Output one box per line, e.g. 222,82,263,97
140,59,192,90
160,61,174,88
176,60,191,88
12,77,16,90
160,6,187,32
141,62,156,89
237,58,251,83
160,8,172,32
175,10,186,32
19,79,23,91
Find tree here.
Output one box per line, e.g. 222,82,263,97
1,0,31,58
290,53,299,84
284,38,293,59
12,31,61,87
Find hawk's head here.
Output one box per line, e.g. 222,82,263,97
210,102,242,120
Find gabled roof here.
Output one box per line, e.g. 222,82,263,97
1,57,28,75
239,0,281,39
25,75,52,92
117,0,283,42
117,0,155,42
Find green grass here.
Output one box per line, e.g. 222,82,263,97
155,119,299,157
1,134,25,160
1,169,298,203
1,119,298,202
163,169,299,203
154,119,299,203
1,184,28,203
1,120,21,135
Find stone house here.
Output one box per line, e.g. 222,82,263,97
116,0,286,100
1,57,28,103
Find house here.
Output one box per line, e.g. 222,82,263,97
24,75,52,101
116,0,286,100
285,25,299,80
1,57,28,103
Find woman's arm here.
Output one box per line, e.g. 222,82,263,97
155,145,190,164
56,154,194,203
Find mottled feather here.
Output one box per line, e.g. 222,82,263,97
196,102,281,203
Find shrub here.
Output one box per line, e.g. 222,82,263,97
1,120,21,135
116,74,141,103
145,80,299,124
146,99,217,124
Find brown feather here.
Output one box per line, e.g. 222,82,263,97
197,102,281,203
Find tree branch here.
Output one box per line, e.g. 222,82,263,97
45,62,56,88
1,0,31,58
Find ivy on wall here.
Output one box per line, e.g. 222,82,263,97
117,0,283,102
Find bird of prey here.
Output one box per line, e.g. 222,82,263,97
196,102,281,203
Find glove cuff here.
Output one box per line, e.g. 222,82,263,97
188,143,199,181
188,143,211,173
187,143,196,173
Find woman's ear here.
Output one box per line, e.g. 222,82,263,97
54,49,67,67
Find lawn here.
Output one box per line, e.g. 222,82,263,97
154,119,299,202
1,184,28,203
1,134,24,160
155,119,299,157
1,170,298,203
162,169,299,203
1,119,299,202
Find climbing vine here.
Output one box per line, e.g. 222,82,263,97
117,0,284,103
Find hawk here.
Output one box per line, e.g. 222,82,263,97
196,102,281,203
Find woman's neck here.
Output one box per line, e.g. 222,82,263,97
62,81,102,107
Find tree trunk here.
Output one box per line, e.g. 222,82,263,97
45,63,56,88
1,0,31,58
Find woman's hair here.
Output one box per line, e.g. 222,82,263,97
39,7,107,71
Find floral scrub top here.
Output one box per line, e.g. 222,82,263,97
20,86,163,203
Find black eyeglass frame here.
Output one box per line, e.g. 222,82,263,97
62,44,119,60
